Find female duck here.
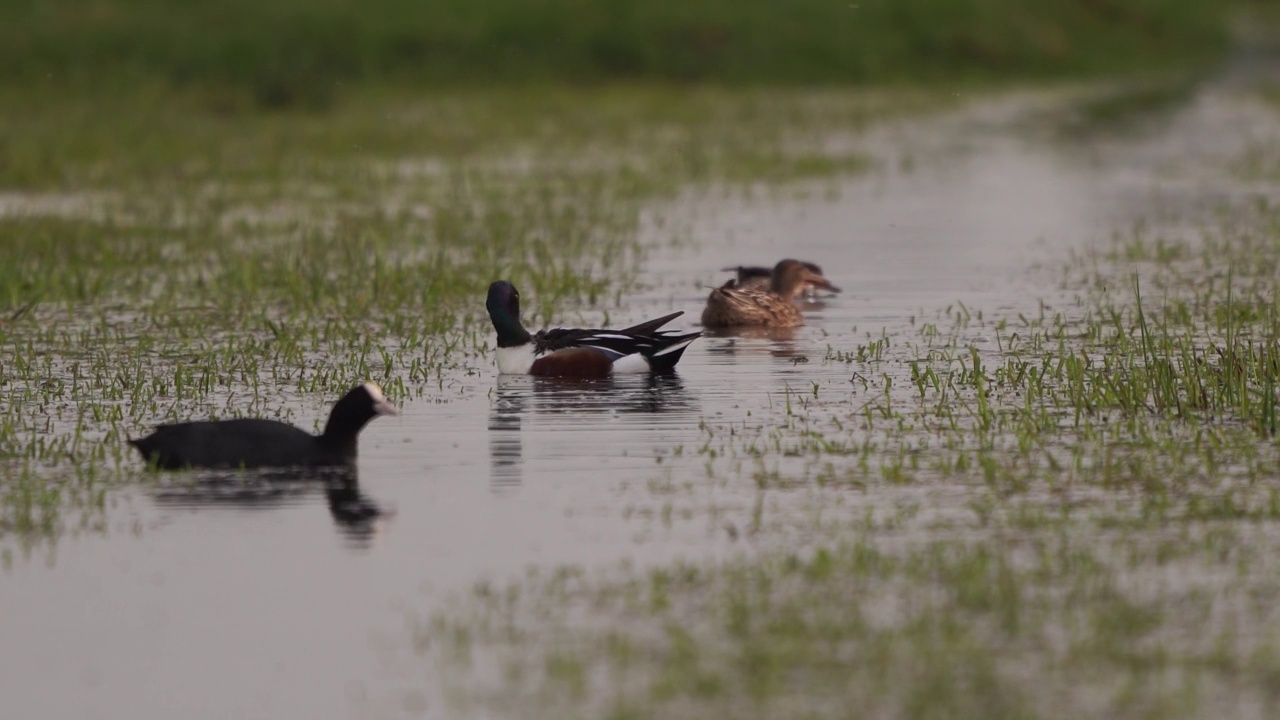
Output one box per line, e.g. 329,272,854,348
721,260,839,298
702,259,837,328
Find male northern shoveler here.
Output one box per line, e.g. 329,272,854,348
720,260,841,297
702,259,838,328
486,281,701,377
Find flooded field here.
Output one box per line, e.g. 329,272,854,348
4,49,1280,720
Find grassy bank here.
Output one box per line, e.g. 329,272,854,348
1,0,1230,107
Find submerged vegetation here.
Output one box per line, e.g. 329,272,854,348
427,530,1280,720
418,99,1280,718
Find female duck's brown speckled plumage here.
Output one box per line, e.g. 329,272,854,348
702,259,837,328
721,261,840,297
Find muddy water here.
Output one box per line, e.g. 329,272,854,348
2,73,1274,719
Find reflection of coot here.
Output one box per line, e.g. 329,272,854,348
150,467,391,549
325,474,391,545
129,383,398,469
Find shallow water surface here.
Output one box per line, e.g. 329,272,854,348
2,74,1272,719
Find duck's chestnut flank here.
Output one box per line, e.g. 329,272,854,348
529,347,615,378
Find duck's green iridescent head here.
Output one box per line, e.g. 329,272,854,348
486,281,532,348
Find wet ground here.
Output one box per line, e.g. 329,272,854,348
3,61,1279,718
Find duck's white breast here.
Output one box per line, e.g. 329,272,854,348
609,352,650,373
496,345,537,374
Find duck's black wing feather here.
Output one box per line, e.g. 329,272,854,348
535,328,658,361
535,314,701,368
618,311,684,335
722,265,772,282
644,327,702,372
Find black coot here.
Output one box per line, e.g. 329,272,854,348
129,383,398,469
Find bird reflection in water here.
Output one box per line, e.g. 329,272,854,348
488,372,696,489
700,325,805,361
488,382,527,493
149,467,391,549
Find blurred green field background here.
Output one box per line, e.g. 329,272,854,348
1,0,1239,107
